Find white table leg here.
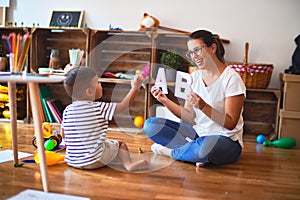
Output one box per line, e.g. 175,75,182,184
28,82,49,192
7,82,20,167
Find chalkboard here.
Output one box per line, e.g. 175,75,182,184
49,10,84,28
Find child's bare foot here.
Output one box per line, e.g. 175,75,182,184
125,159,149,172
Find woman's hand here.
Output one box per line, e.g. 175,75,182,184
151,85,168,103
187,92,207,110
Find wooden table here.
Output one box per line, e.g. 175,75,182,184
0,73,65,192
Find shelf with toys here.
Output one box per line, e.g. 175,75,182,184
29,27,90,123
89,30,152,129
0,27,198,129
0,27,281,140
0,27,31,122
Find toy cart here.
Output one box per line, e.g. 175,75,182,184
32,122,62,150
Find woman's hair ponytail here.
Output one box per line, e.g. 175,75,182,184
213,34,225,63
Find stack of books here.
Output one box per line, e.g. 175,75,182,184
39,87,66,123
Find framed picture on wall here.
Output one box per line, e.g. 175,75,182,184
49,10,84,28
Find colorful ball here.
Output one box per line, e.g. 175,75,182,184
133,116,144,128
256,134,266,144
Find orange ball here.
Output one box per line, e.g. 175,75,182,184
133,116,144,128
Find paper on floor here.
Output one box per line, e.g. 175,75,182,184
7,189,90,200
0,150,33,164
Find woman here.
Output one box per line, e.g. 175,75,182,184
143,30,246,166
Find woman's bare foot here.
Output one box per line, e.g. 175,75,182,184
151,143,172,157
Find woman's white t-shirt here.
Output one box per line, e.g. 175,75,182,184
190,67,246,148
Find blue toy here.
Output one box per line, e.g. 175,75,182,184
256,134,266,144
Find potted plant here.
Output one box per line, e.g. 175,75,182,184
160,50,184,81
188,60,198,74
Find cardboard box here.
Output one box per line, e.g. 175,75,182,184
281,73,300,112
278,109,300,147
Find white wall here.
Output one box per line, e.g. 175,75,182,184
7,0,300,88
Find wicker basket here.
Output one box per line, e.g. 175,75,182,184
228,42,274,89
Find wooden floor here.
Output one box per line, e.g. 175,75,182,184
0,122,300,200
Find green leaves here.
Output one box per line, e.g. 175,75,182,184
160,50,184,70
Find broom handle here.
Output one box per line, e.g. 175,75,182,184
243,42,249,66
158,25,230,44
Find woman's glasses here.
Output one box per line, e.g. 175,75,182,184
186,46,204,59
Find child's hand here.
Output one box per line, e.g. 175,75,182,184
131,73,144,89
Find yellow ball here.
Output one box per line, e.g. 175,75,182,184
133,116,144,128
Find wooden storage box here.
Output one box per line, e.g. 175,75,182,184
278,109,300,147
30,27,90,72
30,28,90,113
243,88,281,140
100,81,147,129
89,30,152,74
89,30,152,129
148,33,189,117
281,73,300,112
154,33,189,79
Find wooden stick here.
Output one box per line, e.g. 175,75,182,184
14,33,20,71
7,82,19,166
28,82,49,192
158,25,191,34
243,42,249,66
158,25,230,44
10,33,16,71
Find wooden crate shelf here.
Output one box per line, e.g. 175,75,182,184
30,27,90,72
243,88,281,140
89,30,153,126
29,28,90,114
89,30,152,75
2,27,280,136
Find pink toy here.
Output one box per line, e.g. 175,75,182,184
141,62,150,78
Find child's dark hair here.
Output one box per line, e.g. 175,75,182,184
64,66,97,99
189,30,225,63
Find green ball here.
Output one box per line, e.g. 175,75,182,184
44,140,55,151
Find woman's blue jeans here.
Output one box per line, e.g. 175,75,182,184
143,117,242,165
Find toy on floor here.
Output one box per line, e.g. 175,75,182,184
34,151,65,166
133,116,144,128
138,147,143,153
32,122,62,151
256,134,266,144
263,137,296,149
23,151,65,166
